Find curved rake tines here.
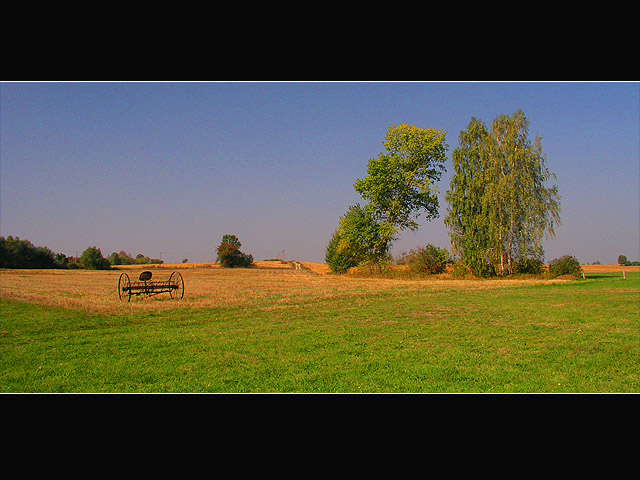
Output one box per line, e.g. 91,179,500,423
169,271,184,299
118,272,131,302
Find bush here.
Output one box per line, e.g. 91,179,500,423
216,236,253,268
513,257,544,275
548,255,582,277
451,262,472,279
407,244,450,274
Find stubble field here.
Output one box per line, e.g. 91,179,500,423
1,263,638,392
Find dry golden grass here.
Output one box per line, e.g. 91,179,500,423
581,264,640,273
1,262,569,315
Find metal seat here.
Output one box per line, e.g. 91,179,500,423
139,271,153,281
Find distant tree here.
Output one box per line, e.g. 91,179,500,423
55,253,70,268
0,236,58,269
108,251,162,265
618,255,628,266
79,246,111,270
216,235,253,268
221,234,242,249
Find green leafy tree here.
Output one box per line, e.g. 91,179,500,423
445,110,561,276
79,246,111,270
0,236,59,269
216,235,253,268
325,230,358,274
618,255,628,266
443,118,495,277
325,204,392,273
353,124,448,261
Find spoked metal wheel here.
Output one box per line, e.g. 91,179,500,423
118,272,131,302
169,272,184,299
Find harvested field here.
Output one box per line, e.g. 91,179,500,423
581,264,640,273
0,264,566,315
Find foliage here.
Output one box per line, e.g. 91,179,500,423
79,246,111,270
512,256,545,275
325,204,393,273
451,262,474,279
108,251,163,265
405,244,451,274
216,235,253,268
54,253,70,269
352,124,448,261
618,254,640,266
325,230,358,274
548,255,582,277
445,110,561,276
0,236,59,269
221,234,242,249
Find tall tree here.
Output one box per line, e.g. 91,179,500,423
353,124,448,258
445,110,561,276
444,118,495,276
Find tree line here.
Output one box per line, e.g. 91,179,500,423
0,234,255,270
326,110,566,277
617,255,640,266
0,237,163,270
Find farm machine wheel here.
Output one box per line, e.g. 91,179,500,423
118,272,131,302
169,271,184,299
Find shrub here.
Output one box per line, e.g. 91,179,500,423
408,244,450,274
451,262,472,279
513,257,544,275
548,255,582,277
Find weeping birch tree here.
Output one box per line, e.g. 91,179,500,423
445,110,561,276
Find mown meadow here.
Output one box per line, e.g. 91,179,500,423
1,266,637,393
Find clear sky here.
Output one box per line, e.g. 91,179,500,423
1,81,638,264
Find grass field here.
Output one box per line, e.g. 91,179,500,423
1,264,638,393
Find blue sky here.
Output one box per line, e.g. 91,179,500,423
1,81,638,264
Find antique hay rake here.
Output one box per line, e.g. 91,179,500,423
117,270,184,302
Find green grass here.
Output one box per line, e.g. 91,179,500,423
1,273,638,392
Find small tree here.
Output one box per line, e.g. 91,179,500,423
216,235,253,268
325,230,358,274
79,246,111,270
221,234,241,249
325,204,393,273
618,255,628,266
